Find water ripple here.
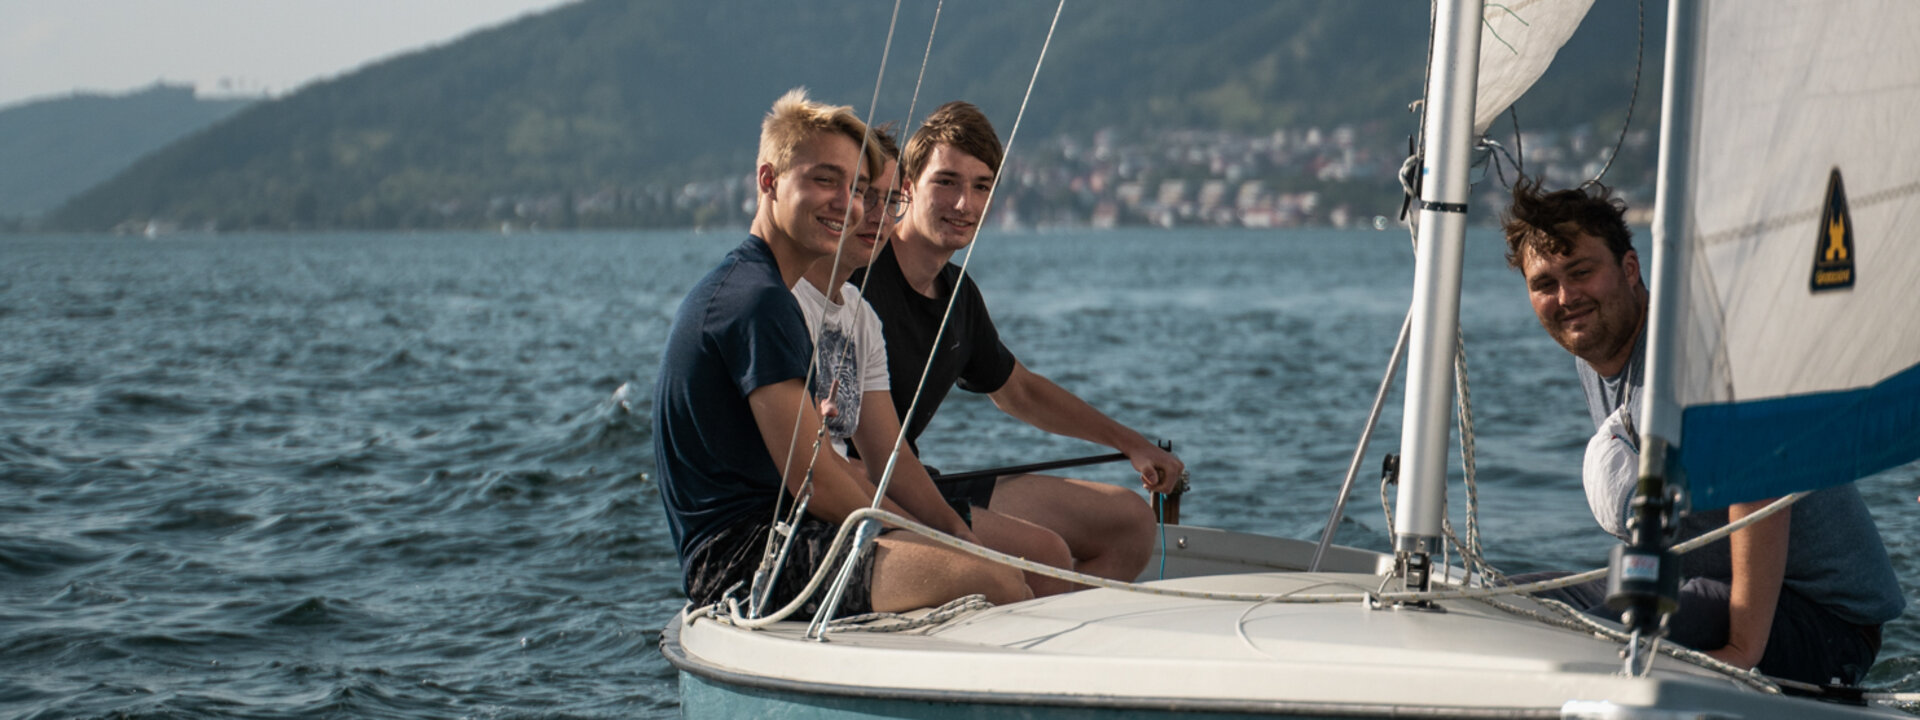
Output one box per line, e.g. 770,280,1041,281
0,230,1911,719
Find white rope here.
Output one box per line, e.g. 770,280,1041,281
698,496,1818,691
829,594,995,633
1471,593,1781,694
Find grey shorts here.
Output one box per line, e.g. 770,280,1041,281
684,514,875,621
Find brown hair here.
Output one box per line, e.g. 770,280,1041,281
1500,177,1634,269
900,101,1003,182
870,122,901,161
758,87,869,177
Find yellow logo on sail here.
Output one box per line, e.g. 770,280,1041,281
1811,168,1855,292
1825,216,1847,262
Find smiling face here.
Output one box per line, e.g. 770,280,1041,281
842,158,900,273
902,143,995,254
761,131,865,262
1520,231,1646,375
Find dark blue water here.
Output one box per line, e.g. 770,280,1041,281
1,229,1914,718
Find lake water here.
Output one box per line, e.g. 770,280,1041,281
2,228,1914,718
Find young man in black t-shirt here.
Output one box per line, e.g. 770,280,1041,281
856,102,1185,586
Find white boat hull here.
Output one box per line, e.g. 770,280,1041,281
662,528,1906,719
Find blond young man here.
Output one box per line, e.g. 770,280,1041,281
654,90,1028,620
852,102,1183,586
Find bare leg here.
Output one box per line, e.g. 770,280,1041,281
869,532,1031,612
970,508,1079,597
991,473,1156,582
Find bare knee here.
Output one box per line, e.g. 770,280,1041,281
979,562,1033,605
1090,489,1157,580
1021,530,1078,597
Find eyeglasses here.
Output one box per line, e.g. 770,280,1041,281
864,191,908,220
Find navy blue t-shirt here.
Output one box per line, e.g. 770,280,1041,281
652,236,813,589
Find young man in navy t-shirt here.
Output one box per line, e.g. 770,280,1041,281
653,89,1027,619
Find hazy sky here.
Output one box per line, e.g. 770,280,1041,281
0,0,578,109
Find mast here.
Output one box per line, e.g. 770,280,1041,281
1392,0,1482,592
1603,0,1702,656
1641,0,1700,489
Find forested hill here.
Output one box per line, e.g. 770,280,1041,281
0,85,251,221
44,0,1659,232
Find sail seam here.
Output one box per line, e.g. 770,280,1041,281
1695,180,1920,248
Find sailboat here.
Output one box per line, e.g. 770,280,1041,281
660,1,1918,717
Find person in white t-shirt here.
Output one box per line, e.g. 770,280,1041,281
794,126,1079,595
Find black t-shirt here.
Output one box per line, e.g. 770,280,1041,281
851,243,1017,452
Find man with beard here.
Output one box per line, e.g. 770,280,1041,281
1503,178,1901,686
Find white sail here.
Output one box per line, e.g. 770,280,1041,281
1473,0,1595,133
1646,0,1920,509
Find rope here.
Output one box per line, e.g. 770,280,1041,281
1471,593,1781,694
1449,333,1507,587
1156,492,1167,580
829,594,996,633
712,495,1804,610
696,493,1820,696
1582,0,1643,189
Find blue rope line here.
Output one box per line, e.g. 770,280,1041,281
1156,493,1167,580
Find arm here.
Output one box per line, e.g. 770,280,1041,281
747,379,917,525
849,390,980,543
987,361,1184,493
1705,499,1789,669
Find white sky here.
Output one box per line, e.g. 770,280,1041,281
0,0,578,109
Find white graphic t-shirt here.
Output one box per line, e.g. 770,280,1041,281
791,279,891,457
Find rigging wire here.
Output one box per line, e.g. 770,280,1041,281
869,0,1066,519
805,0,1069,635
749,0,910,617
1582,0,1643,189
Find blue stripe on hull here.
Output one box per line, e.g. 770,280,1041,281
679,671,1372,720
1679,361,1920,509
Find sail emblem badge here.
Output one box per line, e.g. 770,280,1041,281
1810,168,1856,292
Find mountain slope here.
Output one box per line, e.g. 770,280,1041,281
0,84,251,219
43,0,1658,232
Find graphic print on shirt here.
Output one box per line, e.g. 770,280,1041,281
808,323,863,439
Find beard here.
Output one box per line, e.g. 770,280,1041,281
1545,293,1640,366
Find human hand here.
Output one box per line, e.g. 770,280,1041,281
1127,442,1186,495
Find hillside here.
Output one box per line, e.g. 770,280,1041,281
0,84,251,222
42,0,1660,232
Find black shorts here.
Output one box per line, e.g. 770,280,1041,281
1513,571,1883,686
927,466,996,527
683,514,875,621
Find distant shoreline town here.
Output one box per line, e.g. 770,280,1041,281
5,119,1654,237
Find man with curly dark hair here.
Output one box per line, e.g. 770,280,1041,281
1502,178,1902,686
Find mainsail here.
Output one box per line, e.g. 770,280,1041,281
1644,0,1920,509
1473,0,1596,134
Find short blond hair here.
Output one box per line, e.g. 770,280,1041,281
758,88,871,177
